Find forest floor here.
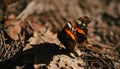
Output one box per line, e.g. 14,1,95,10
0,0,120,69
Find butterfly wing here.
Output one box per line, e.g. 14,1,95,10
75,16,90,44
57,22,79,57
57,16,90,57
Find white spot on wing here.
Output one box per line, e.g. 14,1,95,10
83,23,86,26
76,20,81,25
67,22,72,29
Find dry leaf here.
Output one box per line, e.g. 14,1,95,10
5,19,21,40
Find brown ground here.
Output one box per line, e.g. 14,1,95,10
0,0,120,69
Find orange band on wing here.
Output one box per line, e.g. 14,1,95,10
65,29,76,40
75,27,85,35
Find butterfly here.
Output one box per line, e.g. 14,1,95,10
57,16,90,57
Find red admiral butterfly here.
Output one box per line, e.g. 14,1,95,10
57,16,90,57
